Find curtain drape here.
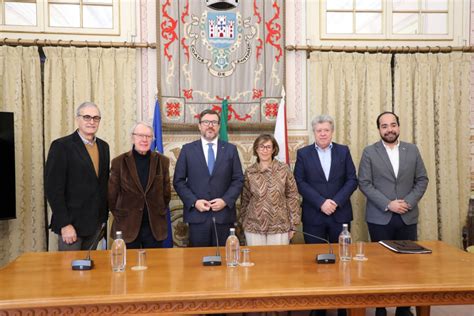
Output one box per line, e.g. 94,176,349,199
43,47,137,250
0,46,45,266
308,52,393,242
394,52,471,247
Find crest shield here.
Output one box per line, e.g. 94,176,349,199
207,12,237,49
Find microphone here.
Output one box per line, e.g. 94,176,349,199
291,229,336,264
202,217,222,266
71,223,106,270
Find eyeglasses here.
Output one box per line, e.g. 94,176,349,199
200,120,219,127
133,133,153,140
78,115,101,122
258,145,273,151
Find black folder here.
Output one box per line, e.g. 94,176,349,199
379,240,432,254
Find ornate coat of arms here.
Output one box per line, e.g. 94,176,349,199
190,12,255,78
158,0,284,126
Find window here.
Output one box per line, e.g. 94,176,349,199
392,0,448,35
0,0,120,35
319,0,455,40
325,0,383,35
2,0,38,26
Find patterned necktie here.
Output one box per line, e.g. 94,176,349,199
207,143,215,175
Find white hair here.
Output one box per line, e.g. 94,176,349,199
130,121,154,138
311,114,335,131
76,102,101,117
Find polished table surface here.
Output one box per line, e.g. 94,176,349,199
0,241,473,315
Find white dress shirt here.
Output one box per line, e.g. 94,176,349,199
201,137,218,165
382,140,400,178
315,143,333,181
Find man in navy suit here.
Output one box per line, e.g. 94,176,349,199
294,115,357,316
173,109,244,247
294,115,358,244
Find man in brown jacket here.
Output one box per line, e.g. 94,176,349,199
108,122,171,248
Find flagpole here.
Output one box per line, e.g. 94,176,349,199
274,87,289,164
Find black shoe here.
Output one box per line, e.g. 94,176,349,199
375,307,387,316
395,307,413,316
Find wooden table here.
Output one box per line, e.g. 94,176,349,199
0,241,473,315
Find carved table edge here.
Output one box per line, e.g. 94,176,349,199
1,291,473,315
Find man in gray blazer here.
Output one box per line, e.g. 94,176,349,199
358,111,428,316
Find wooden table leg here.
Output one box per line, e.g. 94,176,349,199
348,308,366,316
416,305,431,316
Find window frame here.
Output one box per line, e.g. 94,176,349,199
0,0,122,37
318,0,458,41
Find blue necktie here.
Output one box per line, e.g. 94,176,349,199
207,143,215,175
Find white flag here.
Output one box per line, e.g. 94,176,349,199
274,87,289,164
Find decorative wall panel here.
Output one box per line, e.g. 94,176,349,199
163,133,308,247
157,0,284,129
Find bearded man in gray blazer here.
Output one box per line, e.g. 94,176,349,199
358,111,428,316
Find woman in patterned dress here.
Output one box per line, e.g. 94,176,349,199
240,134,300,246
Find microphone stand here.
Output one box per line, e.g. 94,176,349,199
202,217,222,266
71,223,106,270
291,229,336,264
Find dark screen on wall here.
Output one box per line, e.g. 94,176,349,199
0,112,16,220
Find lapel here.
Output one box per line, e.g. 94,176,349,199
212,140,227,176
193,140,209,172
310,144,327,181
72,131,98,180
374,141,396,179
328,143,338,181
145,152,159,193
398,142,407,178
96,139,105,179
124,150,144,193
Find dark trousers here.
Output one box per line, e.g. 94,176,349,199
303,216,347,244
58,225,103,251
305,217,347,316
126,221,163,249
188,218,233,247
311,310,346,316
369,214,416,316
368,213,417,242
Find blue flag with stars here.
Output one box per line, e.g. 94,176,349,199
152,98,173,248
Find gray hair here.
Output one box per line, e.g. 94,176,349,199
311,115,335,131
76,102,101,117
130,121,154,138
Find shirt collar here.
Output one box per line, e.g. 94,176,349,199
77,130,96,146
381,139,400,150
201,137,218,146
314,142,333,151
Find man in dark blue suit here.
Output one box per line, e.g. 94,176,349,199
173,109,244,247
294,114,358,244
294,115,357,316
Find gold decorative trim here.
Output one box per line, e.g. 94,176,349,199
3,292,473,315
